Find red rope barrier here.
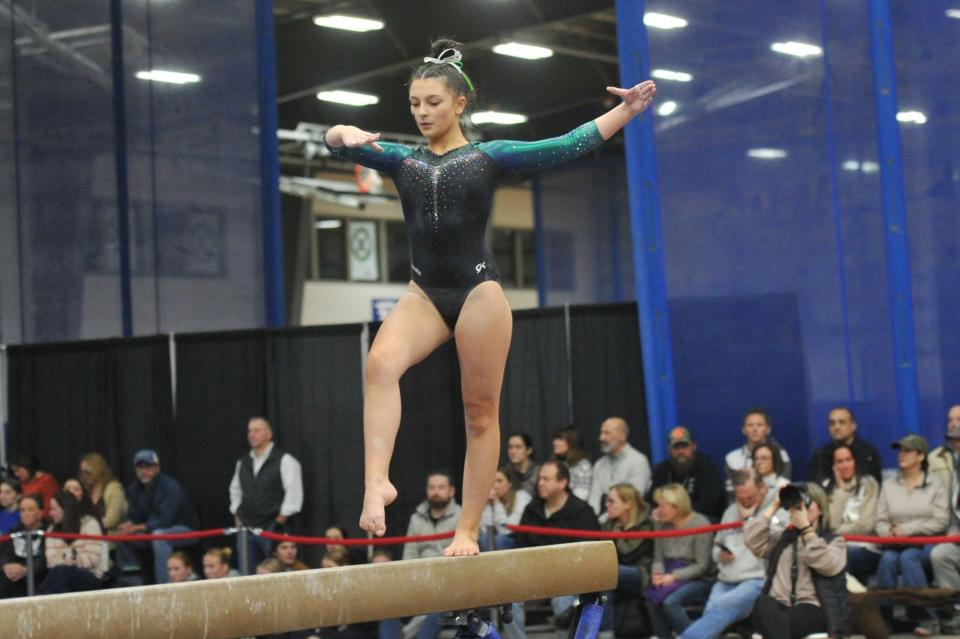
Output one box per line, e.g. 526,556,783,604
506,521,743,539
44,528,231,543
845,533,960,545
257,529,455,546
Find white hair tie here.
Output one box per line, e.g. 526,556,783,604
422,48,475,91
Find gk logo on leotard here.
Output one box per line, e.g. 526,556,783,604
475,262,486,273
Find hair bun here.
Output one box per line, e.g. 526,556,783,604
430,37,463,59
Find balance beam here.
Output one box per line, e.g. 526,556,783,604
0,541,617,639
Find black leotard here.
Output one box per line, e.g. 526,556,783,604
327,121,605,328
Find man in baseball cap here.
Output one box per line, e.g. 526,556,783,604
648,425,725,521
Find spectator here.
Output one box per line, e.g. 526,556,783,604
504,431,540,496
645,484,713,639
723,409,792,497
603,482,653,593
588,417,652,517
39,491,107,594
78,452,127,534
822,443,880,585
681,469,766,639
166,551,198,583
62,478,84,502
746,483,849,639
806,406,883,484
404,471,461,563
0,478,21,534
930,405,960,635
115,449,199,584
752,442,789,493
875,434,949,635
649,426,725,521
479,466,532,551
257,557,285,574
371,549,393,564
8,451,60,515
0,493,46,598
203,547,239,579
321,548,350,568
552,427,592,500
229,417,304,572
929,403,960,487
274,540,309,571
323,525,367,565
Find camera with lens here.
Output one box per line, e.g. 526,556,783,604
779,483,812,510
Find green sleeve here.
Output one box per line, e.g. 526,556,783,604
324,140,413,175
477,121,605,174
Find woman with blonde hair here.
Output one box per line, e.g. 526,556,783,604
646,483,713,638
603,482,653,592
78,452,127,533
202,547,239,579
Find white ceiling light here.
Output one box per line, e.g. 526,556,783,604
861,161,879,173
135,69,201,84
316,90,379,106
313,14,384,32
492,42,553,60
644,12,688,30
657,100,678,116
315,220,343,230
471,111,528,125
896,110,927,124
946,9,960,19
651,68,693,82
842,160,860,171
770,41,823,58
747,148,788,159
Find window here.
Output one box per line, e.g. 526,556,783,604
315,218,346,280
386,221,410,283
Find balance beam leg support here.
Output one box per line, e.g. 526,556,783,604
0,541,618,639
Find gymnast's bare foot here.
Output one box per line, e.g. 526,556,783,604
443,530,480,557
360,479,397,537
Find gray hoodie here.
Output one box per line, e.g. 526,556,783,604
714,503,766,584
402,500,461,560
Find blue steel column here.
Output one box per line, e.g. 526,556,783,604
867,0,920,433
256,0,286,327
110,0,134,336
615,0,676,462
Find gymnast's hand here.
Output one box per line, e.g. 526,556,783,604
326,125,384,152
606,80,657,115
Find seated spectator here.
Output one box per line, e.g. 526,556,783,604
274,540,309,571
323,525,366,565
649,426,724,521
166,551,198,583
645,483,713,639
931,405,960,635
8,451,60,515
552,427,592,500
0,494,46,598
79,452,128,534
504,431,541,496
39,491,107,594
681,469,767,639
321,548,350,568
370,549,392,564
403,471,461,562
746,483,849,639
0,478,21,534
588,418,652,519
752,441,790,493
603,482,653,593
203,547,239,579
62,478,84,502
479,467,532,551
807,406,882,484
928,404,960,486
822,442,880,585
257,557,285,574
723,409,792,497
115,449,199,584
875,434,949,635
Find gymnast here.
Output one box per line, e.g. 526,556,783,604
324,38,656,556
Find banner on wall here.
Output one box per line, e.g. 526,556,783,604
349,220,379,282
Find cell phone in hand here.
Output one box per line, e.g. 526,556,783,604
715,543,733,554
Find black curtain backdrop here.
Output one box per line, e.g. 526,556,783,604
7,336,174,487
569,302,650,459
5,304,648,565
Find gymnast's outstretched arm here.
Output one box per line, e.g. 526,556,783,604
324,125,412,175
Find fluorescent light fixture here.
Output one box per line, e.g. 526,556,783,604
313,14,384,32
896,110,927,124
316,90,379,106
946,8,960,19
471,111,528,125
651,68,693,82
657,100,678,116
747,148,788,159
315,219,343,230
861,161,879,173
135,69,201,84
770,41,823,58
842,160,860,171
644,12,688,29
492,42,553,60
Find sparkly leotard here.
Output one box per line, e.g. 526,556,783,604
327,121,605,328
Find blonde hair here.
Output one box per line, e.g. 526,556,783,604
653,483,692,517
80,452,115,489
168,551,192,569
257,558,284,573
204,547,233,566
609,482,647,528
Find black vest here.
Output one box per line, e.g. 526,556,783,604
237,446,286,528
763,528,851,638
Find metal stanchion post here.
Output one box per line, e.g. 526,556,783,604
238,526,250,576
24,530,37,596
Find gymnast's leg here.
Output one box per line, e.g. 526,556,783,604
446,281,512,556
359,285,452,536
